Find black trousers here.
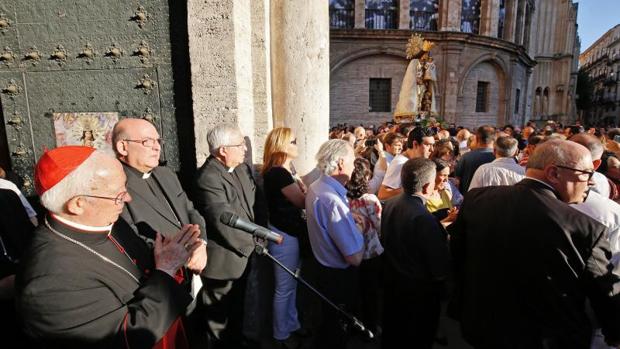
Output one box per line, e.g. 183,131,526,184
315,262,360,349
382,279,441,349
201,261,251,349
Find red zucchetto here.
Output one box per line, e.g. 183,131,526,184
35,146,96,196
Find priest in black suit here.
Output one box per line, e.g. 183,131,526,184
112,118,207,271
194,123,267,348
112,118,208,345
449,139,620,349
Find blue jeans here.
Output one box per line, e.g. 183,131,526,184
268,226,301,340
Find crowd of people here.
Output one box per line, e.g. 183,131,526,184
1,118,620,349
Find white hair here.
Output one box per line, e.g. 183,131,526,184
316,139,352,175
40,151,107,214
207,123,242,155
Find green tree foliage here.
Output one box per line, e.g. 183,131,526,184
576,69,593,112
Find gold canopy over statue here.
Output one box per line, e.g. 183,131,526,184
394,34,437,123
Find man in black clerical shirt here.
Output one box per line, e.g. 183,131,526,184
112,118,208,345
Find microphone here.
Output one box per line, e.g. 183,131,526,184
220,212,283,245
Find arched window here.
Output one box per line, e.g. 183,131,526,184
409,0,438,31
498,0,506,38
365,0,398,29
461,0,481,34
329,0,355,29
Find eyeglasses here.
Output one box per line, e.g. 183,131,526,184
123,138,163,148
221,141,245,149
555,165,595,182
79,191,129,205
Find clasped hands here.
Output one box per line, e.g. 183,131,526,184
154,224,207,277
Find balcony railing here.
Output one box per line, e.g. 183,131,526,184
365,9,397,29
330,8,354,29
409,10,437,31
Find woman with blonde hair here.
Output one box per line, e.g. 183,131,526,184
262,127,307,348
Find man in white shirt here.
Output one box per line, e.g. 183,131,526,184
468,136,524,190
378,127,435,201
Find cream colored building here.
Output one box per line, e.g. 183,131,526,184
579,25,620,126
329,0,580,128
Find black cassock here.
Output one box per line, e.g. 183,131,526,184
449,178,620,349
16,215,191,349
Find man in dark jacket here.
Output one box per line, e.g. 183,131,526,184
113,118,208,346
449,139,620,349
194,123,267,348
381,158,450,349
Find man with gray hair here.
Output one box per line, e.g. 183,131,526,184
194,123,267,349
18,146,201,348
305,139,364,349
381,158,450,349
449,140,620,349
468,136,524,190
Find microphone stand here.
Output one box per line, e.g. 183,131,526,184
253,242,374,340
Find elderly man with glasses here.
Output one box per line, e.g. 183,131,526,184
449,139,620,349
194,123,267,349
18,146,202,348
112,118,208,345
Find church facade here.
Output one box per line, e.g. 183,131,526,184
329,0,580,128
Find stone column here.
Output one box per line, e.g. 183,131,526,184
438,0,462,32
188,0,249,165
354,0,365,29
479,0,500,37
399,0,410,30
441,44,464,123
271,1,330,176
515,0,526,45
504,0,518,42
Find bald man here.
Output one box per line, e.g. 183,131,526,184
112,119,208,343
113,118,206,269
449,140,620,349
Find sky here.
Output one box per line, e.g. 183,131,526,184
576,0,619,51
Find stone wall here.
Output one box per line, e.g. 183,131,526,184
330,54,408,126
458,61,504,129
330,31,532,128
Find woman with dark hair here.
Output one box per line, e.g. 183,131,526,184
426,159,459,226
262,127,307,348
346,158,383,337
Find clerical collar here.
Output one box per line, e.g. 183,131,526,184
228,167,235,173
50,213,113,233
121,162,152,179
